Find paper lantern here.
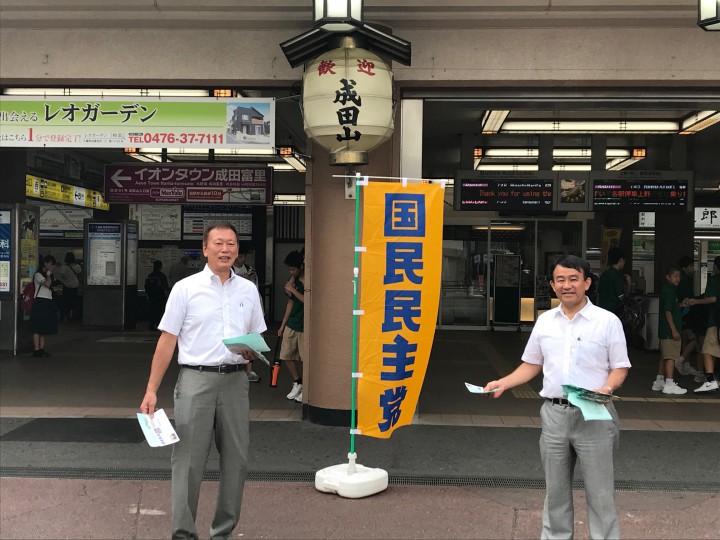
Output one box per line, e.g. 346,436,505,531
303,46,394,165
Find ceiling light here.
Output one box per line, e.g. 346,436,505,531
277,146,307,172
679,111,720,134
473,223,526,231
135,148,276,156
3,88,210,97
480,110,510,134
475,164,538,171
274,194,306,206
473,147,483,159
699,0,720,30
500,121,679,133
606,147,646,170
124,148,162,162
213,89,236,98
479,148,630,159
552,165,591,171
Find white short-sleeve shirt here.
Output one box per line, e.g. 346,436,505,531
521,298,631,398
159,264,267,366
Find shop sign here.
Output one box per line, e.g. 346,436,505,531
26,174,109,210
104,164,272,205
0,97,274,150
695,207,720,229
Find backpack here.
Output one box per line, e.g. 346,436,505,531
21,281,37,315
144,275,165,299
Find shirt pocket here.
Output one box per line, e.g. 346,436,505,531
573,339,608,369
229,301,251,334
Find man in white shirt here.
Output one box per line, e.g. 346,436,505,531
485,255,630,539
140,221,266,540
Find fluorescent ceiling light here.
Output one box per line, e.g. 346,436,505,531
473,223,526,231
553,165,591,171
274,194,306,206
3,88,209,97
268,163,295,170
680,111,720,134
480,110,510,134
475,164,538,171
136,148,276,156
276,146,307,172
606,148,646,171
480,148,630,159
501,121,679,133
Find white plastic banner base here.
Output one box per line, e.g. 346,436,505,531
315,453,388,499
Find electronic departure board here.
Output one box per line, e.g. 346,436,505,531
592,180,690,211
455,177,554,212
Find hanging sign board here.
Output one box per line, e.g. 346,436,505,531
0,97,274,150
454,171,554,212
26,174,109,210
695,207,720,230
591,172,692,211
104,164,272,204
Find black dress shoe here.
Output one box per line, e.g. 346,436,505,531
32,350,43,357
40,349,51,357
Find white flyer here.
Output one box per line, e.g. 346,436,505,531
464,382,498,394
136,409,180,447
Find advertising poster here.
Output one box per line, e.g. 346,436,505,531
18,207,39,293
182,205,252,241
37,201,93,239
126,222,138,286
0,210,11,295
87,223,122,286
129,204,182,241
1,97,274,150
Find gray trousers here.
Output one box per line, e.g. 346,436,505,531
171,368,250,540
539,400,620,540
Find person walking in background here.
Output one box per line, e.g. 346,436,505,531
598,247,631,317
233,245,261,382
652,266,687,394
168,255,189,289
233,244,259,288
29,255,58,357
57,252,81,322
686,255,720,393
144,260,169,331
139,221,266,540
676,255,703,380
278,249,305,403
484,255,630,539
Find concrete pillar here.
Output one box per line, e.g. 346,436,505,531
538,135,553,171
303,135,399,425
0,150,28,203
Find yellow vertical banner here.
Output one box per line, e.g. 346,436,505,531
357,181,444,439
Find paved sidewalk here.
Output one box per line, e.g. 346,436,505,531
1,477,718,539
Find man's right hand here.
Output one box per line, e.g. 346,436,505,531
140,391,158,417
277,325,285,337
483,380,507,398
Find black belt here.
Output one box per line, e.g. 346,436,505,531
547,398,574,407
181,364,245,374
